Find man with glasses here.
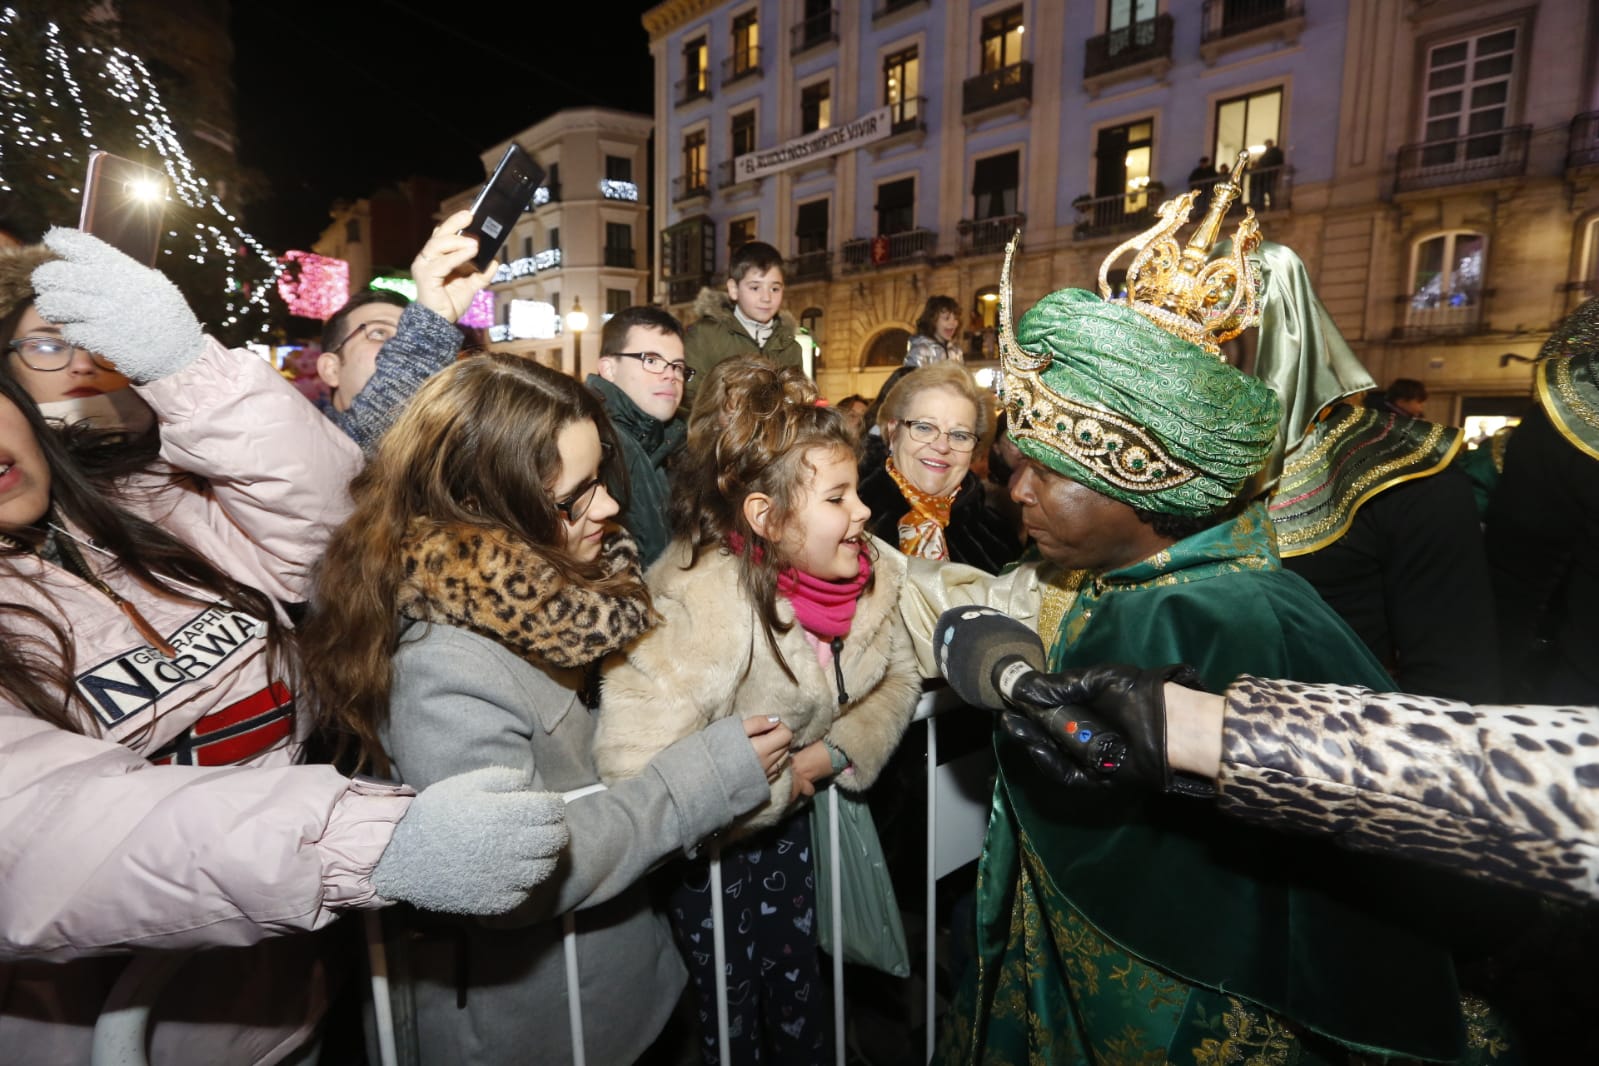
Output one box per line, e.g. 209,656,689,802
315,207,496,452
586,306,691,565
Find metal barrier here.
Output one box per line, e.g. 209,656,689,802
366,686,989,1065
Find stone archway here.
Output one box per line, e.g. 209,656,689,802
862,327,911,367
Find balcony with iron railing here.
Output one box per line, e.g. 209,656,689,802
603,246,636,269
674,74,711,107
958,214,1026,256
1084,13,1172,91
872,0,927,23
1070,189,1161,241
1202,0,1298,44
791,7,838,54
962,61,1032,118
721,46,762,87
888,95,927,136
787,250,832,283
842,228,937,271
1569,112,1599,170
1392,289,1491,340
672,171,710,203
1394,126,1531,193
1189,164,1294,213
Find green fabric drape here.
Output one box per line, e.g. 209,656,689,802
938,506,1518,1066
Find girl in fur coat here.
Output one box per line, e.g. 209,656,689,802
596,357,922,1065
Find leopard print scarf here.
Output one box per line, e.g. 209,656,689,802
396,522,657,669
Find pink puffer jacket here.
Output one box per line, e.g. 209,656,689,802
0,339,412,1065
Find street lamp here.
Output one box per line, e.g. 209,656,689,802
566,297,589,378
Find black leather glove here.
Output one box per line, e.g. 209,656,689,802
998,663,1213,797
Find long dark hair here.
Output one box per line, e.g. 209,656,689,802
298,353,638,774
0,372,290,737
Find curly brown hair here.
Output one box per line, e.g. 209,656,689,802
298,352,640,773
669,356,867,681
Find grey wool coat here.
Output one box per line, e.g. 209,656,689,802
595,537,923,836
378,620,771,1066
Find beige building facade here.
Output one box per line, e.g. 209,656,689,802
446,108,653,378
644,0,1599,425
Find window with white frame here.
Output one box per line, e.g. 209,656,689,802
1408,231,1486,332
1420,28,1516,163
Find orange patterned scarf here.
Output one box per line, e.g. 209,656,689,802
886,455,957,560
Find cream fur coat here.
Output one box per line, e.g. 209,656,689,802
595,536,922,834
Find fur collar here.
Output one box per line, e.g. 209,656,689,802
398,522,657,669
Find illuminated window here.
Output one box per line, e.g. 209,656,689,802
682,130,708,190
731,11,759,76
801,81,831,134
981,6,1024,73
884,47,920,129
684,36,709,93
1407,231,1486,333
1095,119,1153,209
1213,87,1282,168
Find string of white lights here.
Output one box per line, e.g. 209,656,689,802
0,10,284,335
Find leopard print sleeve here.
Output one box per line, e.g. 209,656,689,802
1215,675,1599,904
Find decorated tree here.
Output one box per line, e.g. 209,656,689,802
0,4,284,344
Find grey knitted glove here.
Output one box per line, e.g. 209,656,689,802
372,767,569,915
30,227,205,383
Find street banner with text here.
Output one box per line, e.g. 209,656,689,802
732,106,894,182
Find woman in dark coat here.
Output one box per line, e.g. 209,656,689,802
858,363,1022,573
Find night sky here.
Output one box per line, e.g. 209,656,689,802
230,0,659,250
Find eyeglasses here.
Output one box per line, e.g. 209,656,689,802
554,477,605,523
6,336,119,372
332,320,398,354
610,351,697,383
901,419,978,452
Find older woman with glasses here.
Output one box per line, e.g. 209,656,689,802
858,362,1023,572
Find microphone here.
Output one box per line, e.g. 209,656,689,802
933,606,1128,777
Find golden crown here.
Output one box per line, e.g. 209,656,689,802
1098,149,1264,356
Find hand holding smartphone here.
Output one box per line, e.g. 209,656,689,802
79,151,168,267
460,144,545,272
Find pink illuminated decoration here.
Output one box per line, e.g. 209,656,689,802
459,288,496,329
277,251,350,320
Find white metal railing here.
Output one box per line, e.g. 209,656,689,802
367,686,987,1066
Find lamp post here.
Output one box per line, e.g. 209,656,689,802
565,297,589,378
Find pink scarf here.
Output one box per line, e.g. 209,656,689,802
726,531,872,639
777,548,871,640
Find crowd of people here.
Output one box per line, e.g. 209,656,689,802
3,160,1598,1066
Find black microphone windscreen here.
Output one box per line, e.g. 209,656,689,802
933,606,1047,710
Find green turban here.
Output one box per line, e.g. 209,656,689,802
1535,296,1599,461
1006,288,1281,516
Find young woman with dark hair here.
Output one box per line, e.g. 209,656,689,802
298,352,789,1066
0,231,567,1066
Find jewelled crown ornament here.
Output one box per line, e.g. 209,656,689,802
1101,149,1263,356
993,150,1281,517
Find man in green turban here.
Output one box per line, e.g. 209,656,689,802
900,232,1515,1062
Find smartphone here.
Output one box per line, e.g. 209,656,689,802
79,151,168,267
460,144,545,272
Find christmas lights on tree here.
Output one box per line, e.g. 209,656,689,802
459,287,495,328
0,10,284,339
